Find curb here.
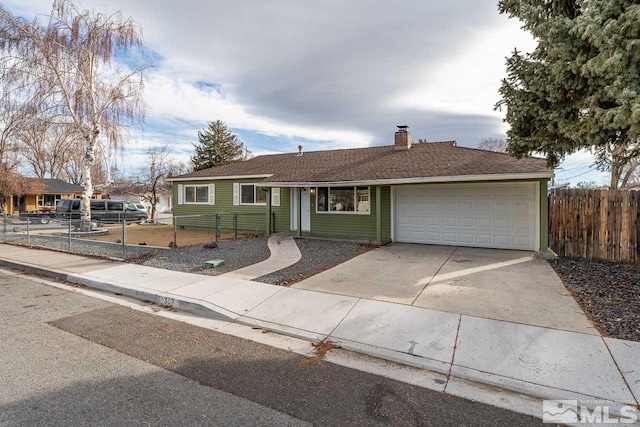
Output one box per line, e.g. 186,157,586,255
1,256,637,419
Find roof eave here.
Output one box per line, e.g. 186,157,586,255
258,172,554,187
166,174,273,182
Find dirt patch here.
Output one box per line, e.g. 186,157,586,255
299,340,341,367
46,224,251,247
550,257,640,342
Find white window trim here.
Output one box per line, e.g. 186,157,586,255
183,184,211,205
315,186,371,215
38,194,61,208
239,184,267,206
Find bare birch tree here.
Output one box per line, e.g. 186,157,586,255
0,0,146,228
121,146,173,220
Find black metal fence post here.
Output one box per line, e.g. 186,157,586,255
215,213,220,242
68,219,72,252
233,213,238,240
26,218,30,245
122,219,126,260
271,211,275,234
173,216,177,248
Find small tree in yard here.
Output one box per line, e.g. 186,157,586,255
0,0,146,228
126,146,173,220
496,0,640,189
0,165,44,213
191,120,246,171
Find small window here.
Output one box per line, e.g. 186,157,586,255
107,201,124,210
90,201,105,211
316,186,370,214
184,185,209,204
240,184,267,205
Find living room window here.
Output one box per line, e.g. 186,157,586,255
184,185,209,204
240,184,267,205
38,194,60,208
316,186,370,214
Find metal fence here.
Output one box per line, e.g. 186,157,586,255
0,212,273,262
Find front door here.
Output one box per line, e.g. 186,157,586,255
291,187,311,231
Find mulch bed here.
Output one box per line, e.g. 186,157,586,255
549,257,640,342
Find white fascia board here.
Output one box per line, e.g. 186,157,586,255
258,172,554,187
166,174,272,182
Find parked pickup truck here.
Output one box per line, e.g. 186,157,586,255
18,211,57,224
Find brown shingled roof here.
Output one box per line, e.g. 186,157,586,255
172,142,551,183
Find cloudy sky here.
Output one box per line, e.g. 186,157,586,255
9,0,606,186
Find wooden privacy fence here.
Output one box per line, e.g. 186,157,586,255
548,189,640,262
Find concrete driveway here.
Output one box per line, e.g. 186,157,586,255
293,243,597,335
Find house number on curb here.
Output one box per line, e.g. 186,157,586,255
160,297,174,306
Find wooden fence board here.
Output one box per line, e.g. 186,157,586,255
600,190,608,259
621,191,630,262
549,189,640,262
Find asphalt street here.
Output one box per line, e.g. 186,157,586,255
0,270,544,426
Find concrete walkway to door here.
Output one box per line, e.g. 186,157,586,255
293,244,598,335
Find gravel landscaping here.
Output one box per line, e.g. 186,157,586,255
1,233,160,260
255,238,375,286
135,237,270,275
550,257,640,342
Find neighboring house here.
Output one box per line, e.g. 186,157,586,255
168,126,553,251
6,179,102,215
107,186,173,215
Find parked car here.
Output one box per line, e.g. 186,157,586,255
55,199,148,224
131,203,150,219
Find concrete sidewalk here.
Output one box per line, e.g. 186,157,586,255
222,234,301,280
1,243,638,414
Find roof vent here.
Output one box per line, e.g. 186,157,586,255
394,125,412,150
297,145,303,156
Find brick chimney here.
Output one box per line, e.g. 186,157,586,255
394,125,411,150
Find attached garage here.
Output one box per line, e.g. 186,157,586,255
393,182,539,251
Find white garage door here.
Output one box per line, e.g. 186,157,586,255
394,182,538,250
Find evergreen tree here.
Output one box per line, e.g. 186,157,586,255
191,120,245,171
496,0,640,188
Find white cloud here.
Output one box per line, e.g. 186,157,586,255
144,72,373,148
393,20,536,122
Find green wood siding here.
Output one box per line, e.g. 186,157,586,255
380,186,392,242
272,187,290,233
539,179,549,250
172,179,290,234
306,185,390,243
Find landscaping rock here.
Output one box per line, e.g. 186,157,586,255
137,237,270,275
255,238,375,286
203,241,218,249
550,257,640,342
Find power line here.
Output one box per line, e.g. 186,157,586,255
563,167,598,180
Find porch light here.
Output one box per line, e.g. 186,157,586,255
310,188,316,195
